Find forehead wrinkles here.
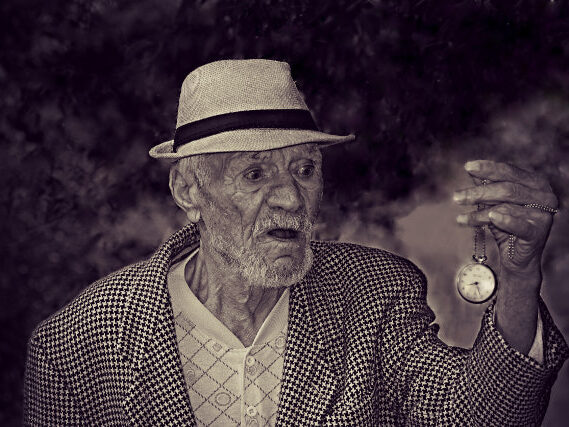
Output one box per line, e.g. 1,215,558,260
225,151,271,165
227,144,321,166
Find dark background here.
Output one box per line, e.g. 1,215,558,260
1,0,569,424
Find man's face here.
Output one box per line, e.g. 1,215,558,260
194,143,323,288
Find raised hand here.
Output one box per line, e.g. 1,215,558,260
454,160,558,289
453,160,559,354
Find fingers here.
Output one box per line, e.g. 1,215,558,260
456,204,552,239
464,160,551,191
454,181,558,208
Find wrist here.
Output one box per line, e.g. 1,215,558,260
498,269,542,297
499,259,542,293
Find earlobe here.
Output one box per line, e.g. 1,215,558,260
169,168,202,223
186,210,201,223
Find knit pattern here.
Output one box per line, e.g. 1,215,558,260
174,311,286,426
24,223,569,426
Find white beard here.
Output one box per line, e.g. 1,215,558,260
201,228,314,288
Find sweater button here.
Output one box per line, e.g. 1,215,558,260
246,405,257,417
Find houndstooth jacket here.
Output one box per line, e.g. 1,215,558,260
24,223,569,426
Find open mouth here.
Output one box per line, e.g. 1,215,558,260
267,228,300,240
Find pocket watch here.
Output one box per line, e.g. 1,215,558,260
456,180,496,304
456,254,496,304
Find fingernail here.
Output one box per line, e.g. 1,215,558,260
489,211,503,221
465,161,480,172
453,192,465,203
456,214,469,225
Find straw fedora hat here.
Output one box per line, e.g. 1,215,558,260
149,59,355,159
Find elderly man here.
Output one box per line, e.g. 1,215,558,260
25,59,568,426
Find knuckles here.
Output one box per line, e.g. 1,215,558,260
504,182,521,200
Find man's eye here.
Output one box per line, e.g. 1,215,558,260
244,168,264,181
298,164,315,177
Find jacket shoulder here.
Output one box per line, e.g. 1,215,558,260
309,240,427,296
29,260,148,355
29,224,199,364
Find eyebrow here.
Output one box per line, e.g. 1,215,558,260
223,152,262,173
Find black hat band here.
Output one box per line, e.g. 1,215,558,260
173,109,319,152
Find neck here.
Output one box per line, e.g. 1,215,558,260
185,246,285,347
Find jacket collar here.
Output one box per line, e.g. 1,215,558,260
119,224,199,423
117,223,199,363
277,258,346,424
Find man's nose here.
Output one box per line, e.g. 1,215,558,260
267,174,303,212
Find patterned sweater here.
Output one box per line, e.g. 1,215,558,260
24,223,569,426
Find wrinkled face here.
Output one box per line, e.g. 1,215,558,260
195,143,323,288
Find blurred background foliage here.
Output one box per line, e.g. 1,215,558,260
1,0,569,424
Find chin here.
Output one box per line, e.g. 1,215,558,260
244,245,314,289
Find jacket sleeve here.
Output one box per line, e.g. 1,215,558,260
379,268,569,426
23,334,82,426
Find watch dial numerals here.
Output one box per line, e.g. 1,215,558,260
456,263,496,304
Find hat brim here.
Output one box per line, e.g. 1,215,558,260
149,128,355,160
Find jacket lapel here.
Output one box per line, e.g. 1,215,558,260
120,224,198,425
277,263,344,425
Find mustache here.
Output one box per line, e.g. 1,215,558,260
253,211,313,235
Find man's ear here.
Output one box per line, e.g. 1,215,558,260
169,168,202,223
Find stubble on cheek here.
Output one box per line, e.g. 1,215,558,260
228,186,265,242
198,184,260,261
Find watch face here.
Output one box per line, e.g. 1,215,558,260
456,263,496,304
